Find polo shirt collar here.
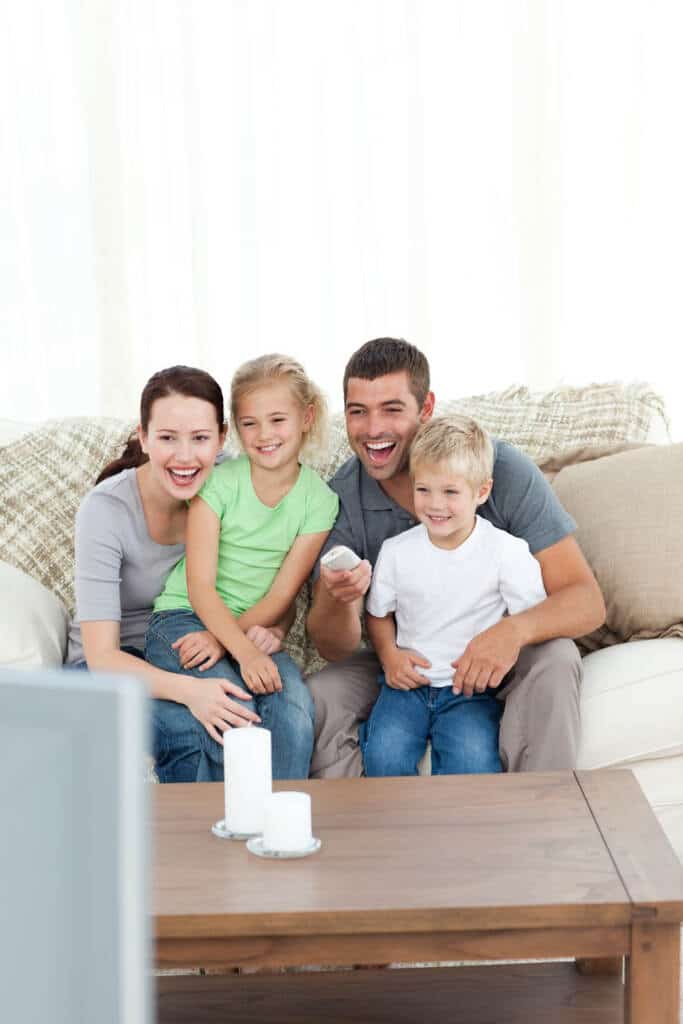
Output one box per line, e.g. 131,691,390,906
359,463,414,520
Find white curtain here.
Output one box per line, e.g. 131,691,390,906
1,0,682,437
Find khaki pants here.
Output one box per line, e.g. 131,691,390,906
307,639,582,778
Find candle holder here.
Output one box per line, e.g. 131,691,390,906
246,836,321,859
211,820,261,841
246,791,321,858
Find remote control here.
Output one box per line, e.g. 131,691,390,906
321,545,361,572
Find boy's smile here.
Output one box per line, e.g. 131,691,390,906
413,461,492,550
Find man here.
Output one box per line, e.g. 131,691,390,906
306,337,605,778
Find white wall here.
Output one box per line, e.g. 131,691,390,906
1,1,681,438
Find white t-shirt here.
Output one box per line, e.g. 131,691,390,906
365,516,547,686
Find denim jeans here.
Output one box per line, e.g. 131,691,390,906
145,610,314,783
361,676,503,777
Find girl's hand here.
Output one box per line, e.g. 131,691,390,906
172,630,225,671
245,624,284,655
239,651,283,694
185,678,260,743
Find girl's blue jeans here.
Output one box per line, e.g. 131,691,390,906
145,610,314,783
361,675,503,777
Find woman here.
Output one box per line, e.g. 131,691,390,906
67,365,310,782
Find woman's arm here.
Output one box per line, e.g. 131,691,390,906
82,620,195,700
81,621,259,741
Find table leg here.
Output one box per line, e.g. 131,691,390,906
625,922,680,1023
575,957,623,977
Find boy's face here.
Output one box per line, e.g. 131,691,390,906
413,460,492,549
345,371,434,481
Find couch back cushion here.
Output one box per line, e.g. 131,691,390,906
0,418,134,615
551,443,683,650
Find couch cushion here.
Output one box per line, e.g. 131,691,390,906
0,561,69,667
551,443,683,648
0,418,135,615
436,381,670,461
577,638,683,770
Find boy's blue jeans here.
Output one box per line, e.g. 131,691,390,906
145,610,314,783
361,675,503,777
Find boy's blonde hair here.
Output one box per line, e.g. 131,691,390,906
230,353,328,458
409,414,494,489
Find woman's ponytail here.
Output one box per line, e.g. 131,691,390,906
96,434,148,485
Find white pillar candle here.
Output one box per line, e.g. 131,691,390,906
263,791,312,852
224,727,272,836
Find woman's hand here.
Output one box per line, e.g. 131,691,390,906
172,630,225,671
239,651,283,694
245,624,285,655
184,677,260,743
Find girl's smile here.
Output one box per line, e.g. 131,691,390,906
236,382,313,474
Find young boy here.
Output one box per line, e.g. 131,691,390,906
362,414,547,777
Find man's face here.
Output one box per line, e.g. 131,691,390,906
344,371,434,481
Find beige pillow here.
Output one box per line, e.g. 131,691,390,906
551,443,683,648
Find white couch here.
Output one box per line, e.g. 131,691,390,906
2,388,682,865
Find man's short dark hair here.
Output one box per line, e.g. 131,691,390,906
343,338,431,408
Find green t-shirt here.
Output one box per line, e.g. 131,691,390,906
154,456,339,616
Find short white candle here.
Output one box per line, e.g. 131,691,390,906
263,791,312,852
224,727,272,836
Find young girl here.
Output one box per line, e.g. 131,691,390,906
146,354,339,781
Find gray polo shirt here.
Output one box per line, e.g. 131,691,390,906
313,439,576,579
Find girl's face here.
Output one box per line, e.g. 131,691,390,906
139,394,226,500
235,381,313,472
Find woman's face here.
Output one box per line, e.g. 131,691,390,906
139,394,226,500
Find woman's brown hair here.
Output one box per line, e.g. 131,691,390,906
96,366,225,484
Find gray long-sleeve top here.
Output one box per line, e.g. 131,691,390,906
66,468,184,664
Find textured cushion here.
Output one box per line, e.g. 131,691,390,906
436,382,670,461
0,418,135,615
552,443,683,648
0,561,69,666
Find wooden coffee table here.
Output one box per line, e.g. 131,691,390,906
154,771,683,1023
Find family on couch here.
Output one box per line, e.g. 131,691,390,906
65,338,606,782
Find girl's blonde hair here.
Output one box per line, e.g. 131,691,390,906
409,414,494,489
230,353,329,458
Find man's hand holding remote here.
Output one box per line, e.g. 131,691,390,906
320,545,371,605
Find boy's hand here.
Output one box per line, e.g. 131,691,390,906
246,625,284,655
382,647,431,690
451,618,521,696
172,630,225,671
239,651,283,694
320,559,372,604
